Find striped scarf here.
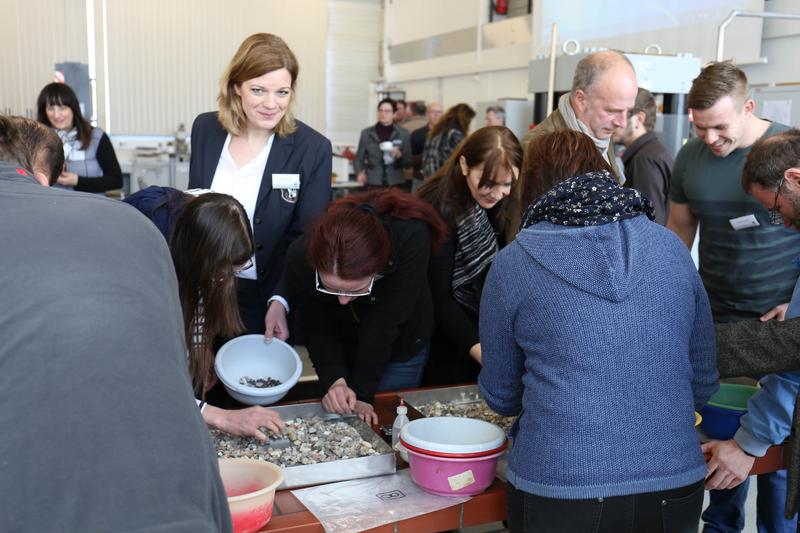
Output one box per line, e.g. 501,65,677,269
452,203,498,313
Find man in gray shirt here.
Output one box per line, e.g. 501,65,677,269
0,116,231,532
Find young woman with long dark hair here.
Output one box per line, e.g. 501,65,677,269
418,125,523,384
125,189,284,440
36,83,122,193
421,102,475,179
282,188,446,423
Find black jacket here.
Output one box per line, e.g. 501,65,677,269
621,131,673,226
284,217,435,403
188,112,332,300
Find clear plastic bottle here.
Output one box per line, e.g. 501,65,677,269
392,398,409,461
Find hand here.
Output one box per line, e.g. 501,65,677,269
391,147,402,159
702,439,755,490
353,400,378,425
57,171,78,187
760,303,789,322
203,405,285,442
322,377,356,414
469,343,482,364
356,170,367,185
264,300,289,342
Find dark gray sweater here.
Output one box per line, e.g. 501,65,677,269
716,317,800,519
0,162,231,532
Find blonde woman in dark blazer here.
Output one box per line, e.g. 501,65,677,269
189,33,332,342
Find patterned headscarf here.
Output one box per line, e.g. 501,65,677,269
520,170,654,230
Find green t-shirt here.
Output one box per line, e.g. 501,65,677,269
670,121,800,322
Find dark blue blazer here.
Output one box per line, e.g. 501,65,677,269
189,112,332,299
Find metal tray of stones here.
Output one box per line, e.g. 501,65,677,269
402,385,516,433
213,402,395,489
401,385,514,482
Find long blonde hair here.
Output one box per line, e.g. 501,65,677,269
217,33,299,138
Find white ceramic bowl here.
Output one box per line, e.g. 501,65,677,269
215,335,302,405
400,417,507,456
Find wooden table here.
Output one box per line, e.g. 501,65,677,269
258,389,787,533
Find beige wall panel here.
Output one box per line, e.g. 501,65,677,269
103,0,327,135
0,0,88,117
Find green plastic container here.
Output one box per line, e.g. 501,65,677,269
699,383,758,439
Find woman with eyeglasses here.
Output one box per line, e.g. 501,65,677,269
125,187,284,440
417,126,523,385
36,83,122,193
282,188,447,423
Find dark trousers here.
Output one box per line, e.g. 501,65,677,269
507,480,704,533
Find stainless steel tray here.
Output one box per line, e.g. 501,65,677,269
270,402,396,489
401,384,484,406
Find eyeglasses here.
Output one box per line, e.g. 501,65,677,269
770,176,785,226
315,270,375,297
234,258,253,273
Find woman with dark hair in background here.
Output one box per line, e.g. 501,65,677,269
189,33,332,342
421,102,475,179
418,126,522,384
282,188,446,423
36,82,122,193
354,97,412,189
479,130,717,532
125,188,284,440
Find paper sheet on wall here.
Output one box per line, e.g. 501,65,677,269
291,470,470,533
762,100,792,125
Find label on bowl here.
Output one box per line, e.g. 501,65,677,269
447,469,476,491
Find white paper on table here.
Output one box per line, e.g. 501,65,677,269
291,470,470,533
762,100,792,126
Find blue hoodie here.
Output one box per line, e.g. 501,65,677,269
479,215,719,499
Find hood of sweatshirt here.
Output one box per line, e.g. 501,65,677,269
0,160,40,185
514,216,648,303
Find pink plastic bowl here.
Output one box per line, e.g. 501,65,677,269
405,446,505,497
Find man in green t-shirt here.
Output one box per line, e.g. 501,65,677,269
668,60,800,532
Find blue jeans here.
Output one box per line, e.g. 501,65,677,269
376,344,429,392
702,470,796,533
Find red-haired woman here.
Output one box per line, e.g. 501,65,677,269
282,188,446,423
418,126,523,384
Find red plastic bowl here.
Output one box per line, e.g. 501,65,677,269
219,458,284,533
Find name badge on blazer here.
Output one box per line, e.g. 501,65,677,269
273,173,301,203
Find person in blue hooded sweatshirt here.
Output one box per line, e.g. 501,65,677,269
479,130,719,533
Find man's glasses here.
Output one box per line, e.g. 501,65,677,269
770,176,785,226
315,271,375,297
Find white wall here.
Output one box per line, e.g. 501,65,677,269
326,0,382,145
742,0,800,85
0,0,88,118
382,0,769,118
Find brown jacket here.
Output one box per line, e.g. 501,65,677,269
715,317,800,520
